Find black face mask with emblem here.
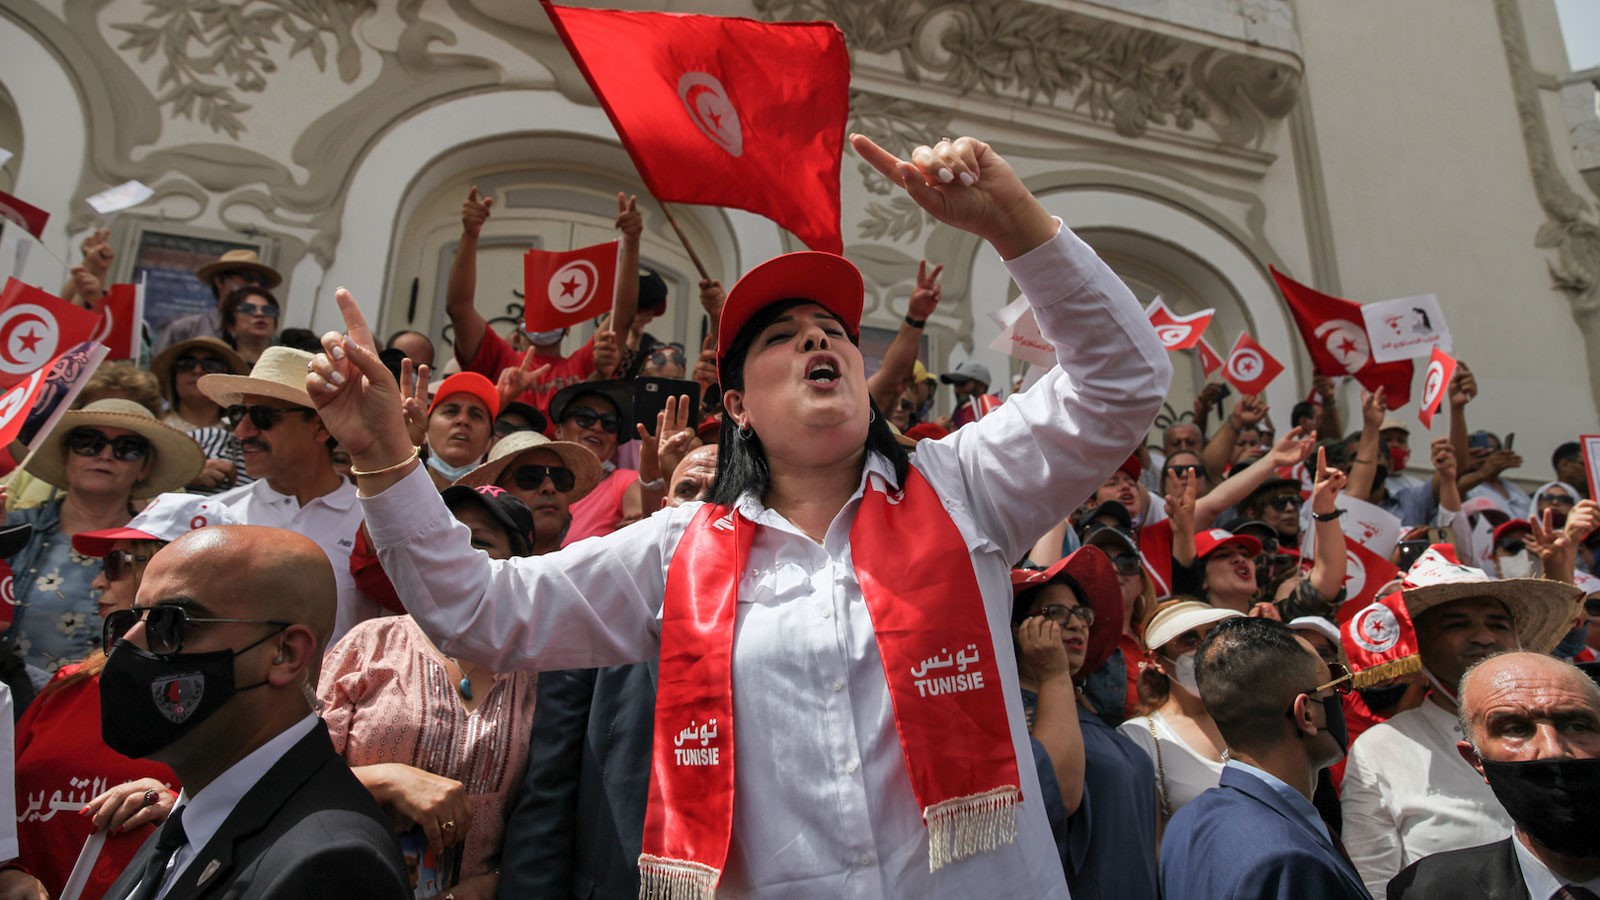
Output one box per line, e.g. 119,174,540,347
100,635,277,760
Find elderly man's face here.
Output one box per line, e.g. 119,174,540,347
1461,653,1600,764
1164,424,1202,456
231,394,327,484
666,446,718,509
497,448,573,544
1415,597,1519,691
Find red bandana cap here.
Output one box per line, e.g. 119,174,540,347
717,251,863,380
429,371,501,419
1010,545,1124,677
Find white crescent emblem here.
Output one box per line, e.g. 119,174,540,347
546,261,599,314
1153,324,1190,349
1350,598,1401,654
1343,549,1367,603
1313,319,1371,373
0,575,12,606
1226,347,1264,383
0,304,61,375
677,72,744,157
89,303,115,344
1421,360,1446,410
0,369,42,428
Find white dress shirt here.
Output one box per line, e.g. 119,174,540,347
214,477,380,643
1512,830,1600,900
363,224,1171,899
144,714,318,898
1340,699,1514,897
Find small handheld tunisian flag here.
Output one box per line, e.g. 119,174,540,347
1337,540,1402,624
542,3,849,254
524,242,619,332
1341,591,1421,688
1271,267,1414,408
1145,298,1214,351
0,279,103,389
1417,346,1457,429
1195,336,1223,378
91,281,145,360
0,341,108,456
0,189,49,240
1221,332,1284,396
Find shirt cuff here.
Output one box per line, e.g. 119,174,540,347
360,465,449,546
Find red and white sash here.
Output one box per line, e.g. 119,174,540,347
639,467,1021,898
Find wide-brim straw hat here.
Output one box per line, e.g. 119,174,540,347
197,346,315,409
151,337,249,402
27,399,205,499
454,431,602,502
1400,546,1584,655
195,249,282,289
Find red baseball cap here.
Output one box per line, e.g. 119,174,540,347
716,251,863,379
430,372,501,419
1117,453,1142,481
1492,519,1532,546
1010,546,1124,678
1193,528,1263,560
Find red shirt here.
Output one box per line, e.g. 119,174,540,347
14,664,177,900
563,467,639,546
459,328,596,424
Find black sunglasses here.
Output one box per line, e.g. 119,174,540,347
510,464,576,493
648,349,687,368
1538,494,1576,508
66,428,151,463
1165,464,1205,478
222,404,308,431
1107,553,1142,577
235,302,279,319
173,355,231,375
104,605,290,658
103,549,153,583
1038,604,1095,626
563,409,621,434
1309,662,1354,697
1496,538,1526,555
1267,495,1305,512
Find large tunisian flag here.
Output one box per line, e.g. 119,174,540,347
1271,267,1414,408
542,2,850,254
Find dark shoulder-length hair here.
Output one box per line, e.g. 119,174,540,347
707,298,909,508
219,285,280,339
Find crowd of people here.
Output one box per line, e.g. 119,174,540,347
0,129,1594,900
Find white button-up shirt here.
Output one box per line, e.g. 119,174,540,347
213,477,380,643
363,224,1171,899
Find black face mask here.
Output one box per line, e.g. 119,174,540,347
100,633,279,760
1480,756,1600,858
1321,693,1349,756
1357,682,1410,714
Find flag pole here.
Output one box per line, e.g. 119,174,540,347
658,202,711,283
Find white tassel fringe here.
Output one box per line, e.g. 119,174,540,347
924,785,1020,871
638,854,719,900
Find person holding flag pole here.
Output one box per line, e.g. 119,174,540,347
307,134,1171,899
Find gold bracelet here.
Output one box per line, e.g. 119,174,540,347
349,445,421,478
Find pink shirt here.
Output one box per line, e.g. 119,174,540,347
318,616,537,879
563,466,639,545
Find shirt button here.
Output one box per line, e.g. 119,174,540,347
859,853,873,867
845,759,858,774
831,680,844,693
821,607,832,619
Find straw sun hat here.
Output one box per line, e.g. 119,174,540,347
28,400,205,499
196,345,315,409
455,431,602,502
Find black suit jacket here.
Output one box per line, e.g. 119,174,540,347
105,719,410,900
497,662,656,900
1387,838,1530,900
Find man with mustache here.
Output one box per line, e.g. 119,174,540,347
200,347,382,644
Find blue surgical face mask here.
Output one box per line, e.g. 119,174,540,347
522,328,565,346
427,454,478,483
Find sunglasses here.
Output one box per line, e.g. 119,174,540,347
66,428,151,463
1496,538,1526,555
1309,662,1354,697
1538,494,1576,508
563,409,621,434
235,302,279,319
1267,495,1305,512
221,270,268,286
1038,604,1095,627
510,464,576,493
103,549,153,583
222,404,307,431
173,355,231,375
103,605,289,658
1165,464,1205,478
648,349,687,368
1107,554,1142,577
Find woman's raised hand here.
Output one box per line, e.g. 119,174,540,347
308,289,414,472
850,134,1057,260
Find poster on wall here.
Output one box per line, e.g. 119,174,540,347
121,222,274,336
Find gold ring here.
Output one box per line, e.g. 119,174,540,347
143,789,159,807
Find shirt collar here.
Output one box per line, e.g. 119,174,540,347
1226,759,1331,845
731,452,897,533
253,475,357,511
1511,829,1600,899
171,714,318,860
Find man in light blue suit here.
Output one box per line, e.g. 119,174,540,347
1160,617,1373,900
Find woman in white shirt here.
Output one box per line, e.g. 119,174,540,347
306,134,1172,900
1118,600,1243,821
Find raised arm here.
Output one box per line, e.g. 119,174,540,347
1305,447,1349,603
1200,394,1267,479
609,193,642,345
867,260,942,413
447,187,493,365
851,134,1172,561
1345,388,1386,502
1193,426,1316,529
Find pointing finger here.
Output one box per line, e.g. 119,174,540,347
850,133,908,186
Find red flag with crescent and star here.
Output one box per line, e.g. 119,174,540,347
1271,267,1414,409
1145,298,1214,351
523,241,619,332
0,279,101,390
542,2,849,255
1195,336,1223,378
0,190,49,240
1417,346,1457,429
1221,332,1284,396
92,282,145,361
